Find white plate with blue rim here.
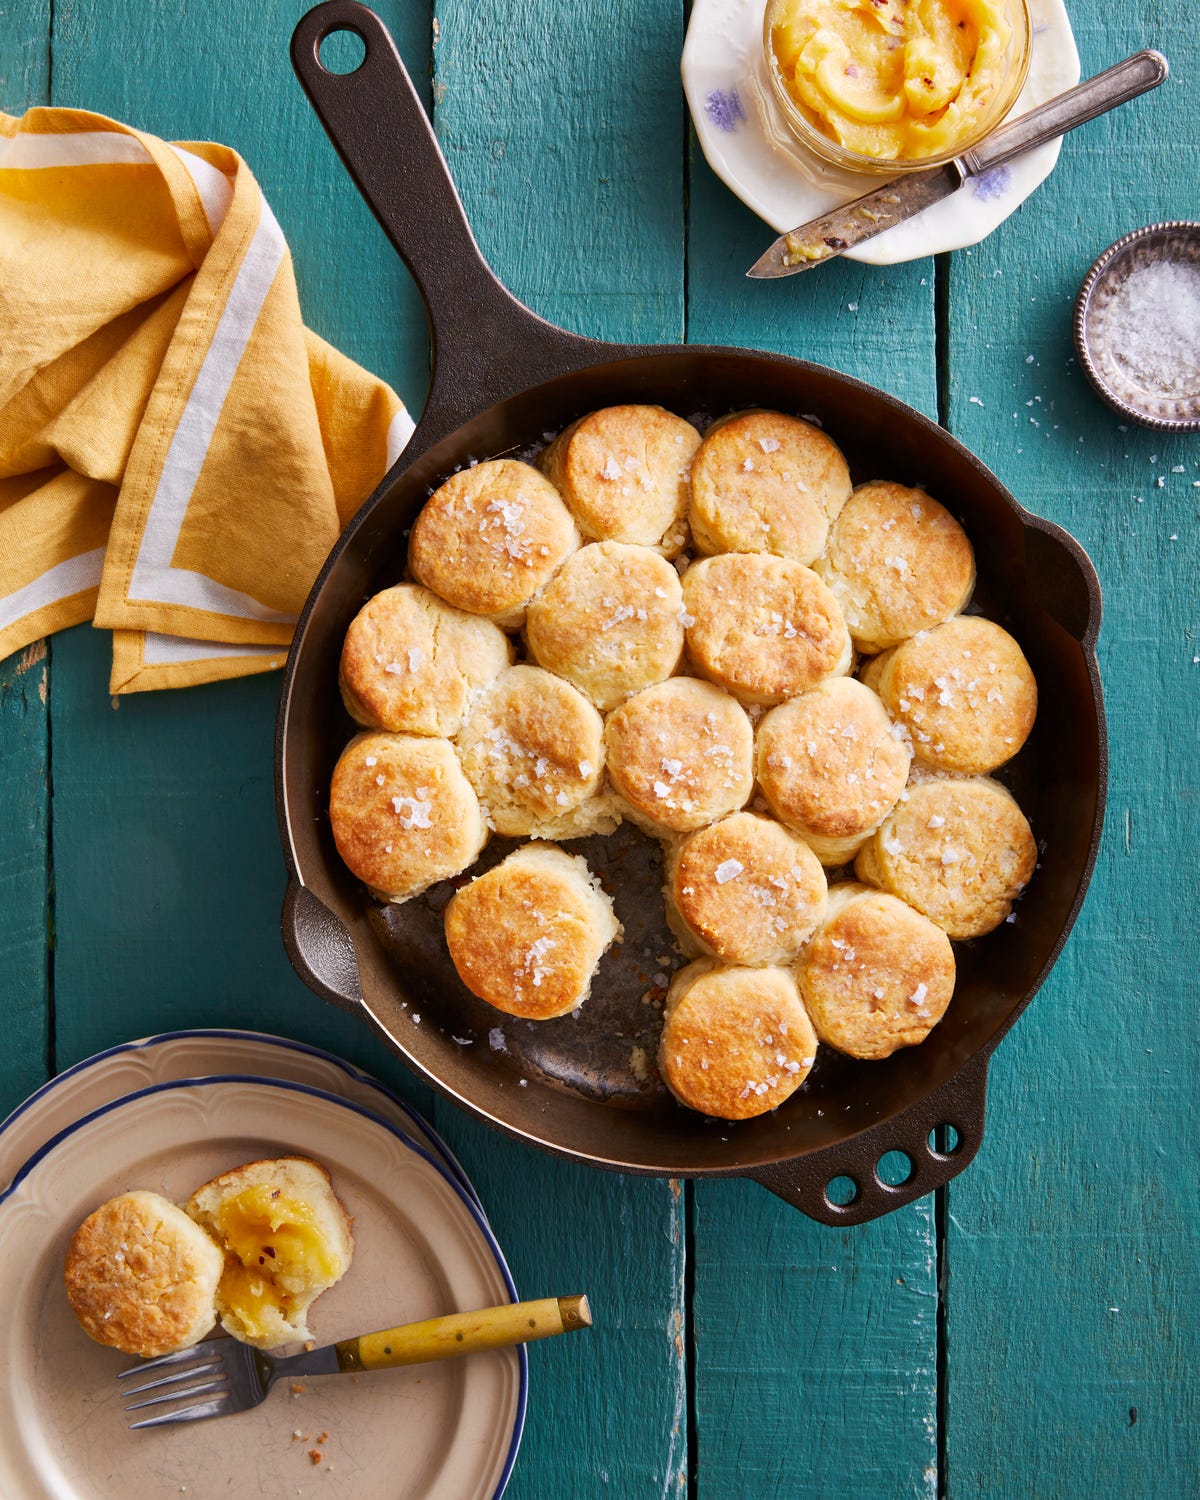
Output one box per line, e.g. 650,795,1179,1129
0,1076,525,1500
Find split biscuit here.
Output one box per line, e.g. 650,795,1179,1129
666,811,828,966
64,1190,223,1358
812,481,976,652
538,404,701,556
855,774,1037,938
681,552,852,705
658,960,819,1120
408,458,580,627
755,677,912,865
329,731,486,902
794,883,956,1060
604,677,754,834
525,540,685,710
444,844,620,1020
456,664,617,840
339,583,512,737
688,409,851,563
867,615,1037,774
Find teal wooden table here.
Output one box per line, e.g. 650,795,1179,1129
3,2,1198,1495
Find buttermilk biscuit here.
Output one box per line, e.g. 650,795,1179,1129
187,1158,354,1349
456,664,617,839
658,961,819,1120
538,404,701,556
794,883,956,1060
339,584,512,737
443,844,620,1019
812,481,976,652
666,812,828,966
604,677,754,834
755,678,912,865
64,1190,222,1357
525,541,685,710
408,459,580,627
688,409,852,563
869,615,1038,773
681,552,851,705
329,732,486,902
855,775,1037,938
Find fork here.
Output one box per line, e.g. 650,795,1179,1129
119,1293,591,1427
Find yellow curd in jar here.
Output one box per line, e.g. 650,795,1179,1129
769,0,1015,162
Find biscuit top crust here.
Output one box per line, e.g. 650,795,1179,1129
688,409,852,563
339,584,513,737
524,541,685,710
538,404,701,556
409,459,580,622
670,812,828,966
659,961,819,1119
874,615,1038,774
604,677,755,832
682,552,852,705
755,678,912,839
813,481,976,652
795,883,956,1059
329,732,483,900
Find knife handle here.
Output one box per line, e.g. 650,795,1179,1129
334,1295,593,1372
964,49,1168,177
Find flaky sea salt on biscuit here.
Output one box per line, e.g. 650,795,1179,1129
659,961,819,1120
794,883,955,1060
329,732,486,902
682,552,852,705
855,774,1037,938
444,844,620,1019
525,540,685,710
538,404,701,556
409,458,580,626
688,409,851,563
666,812,827,966
339,584,512,737
812,481,976,652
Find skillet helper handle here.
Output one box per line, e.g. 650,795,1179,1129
281,879,363,1015
963,50,1168,177
334,1296,593,1372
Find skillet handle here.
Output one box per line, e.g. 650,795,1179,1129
282,879,364,1015
743,1053,990,1225
290,1,602,453
1021,517,1102,649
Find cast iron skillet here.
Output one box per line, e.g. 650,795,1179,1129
278,0,1107,1225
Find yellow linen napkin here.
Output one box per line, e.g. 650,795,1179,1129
0,107,414,692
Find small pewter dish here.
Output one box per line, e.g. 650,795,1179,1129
1074,221,1200,433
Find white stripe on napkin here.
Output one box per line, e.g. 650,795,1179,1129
0,547,106,634
385,408,416,469
0,132,152,169
141,632,285,666
171,146,235,238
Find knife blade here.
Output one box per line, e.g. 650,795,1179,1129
747,49,1168,279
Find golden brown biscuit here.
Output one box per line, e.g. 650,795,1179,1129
408,459,580,626
524,541,685,709
538,404,701,556
604,677,755,834
456,664,617,839
812,481,976,652
659,960,819,1119
444,844,620,1019
855,774,1037,938
339,584,513,737
689,409,851,562
187,1158,354,1350
681,552,852,705
666,812,828,966
794,883,956,1059
329,732,486,902
870,616,1037,774
755,677,912,864
64,1190,222,1357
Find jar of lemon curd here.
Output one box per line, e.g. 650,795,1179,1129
763,0,1031,175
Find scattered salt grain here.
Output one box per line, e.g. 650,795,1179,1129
714,859,744,884
908,983,928,1007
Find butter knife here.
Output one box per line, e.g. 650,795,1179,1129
747,49,1168,278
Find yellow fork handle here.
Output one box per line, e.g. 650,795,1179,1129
334,1294,592,1372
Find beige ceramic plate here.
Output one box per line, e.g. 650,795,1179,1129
0,1078,524,1500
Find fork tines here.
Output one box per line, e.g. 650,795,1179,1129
119,1347,232,1427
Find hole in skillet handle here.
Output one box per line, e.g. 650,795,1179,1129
317,26,367,74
